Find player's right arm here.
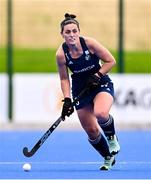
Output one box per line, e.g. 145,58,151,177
56,46,71,98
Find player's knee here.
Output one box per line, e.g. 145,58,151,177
85,126,100,139
94,110,108,120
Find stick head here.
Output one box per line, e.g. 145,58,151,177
23,147,32,157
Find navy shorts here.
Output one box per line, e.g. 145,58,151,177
71,75,114,110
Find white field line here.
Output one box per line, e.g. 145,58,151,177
0,161,151,165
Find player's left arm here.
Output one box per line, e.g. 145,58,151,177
85,37,116,75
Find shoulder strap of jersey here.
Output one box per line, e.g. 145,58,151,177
62,42,68,53
80,37,90,55
62,42,70,61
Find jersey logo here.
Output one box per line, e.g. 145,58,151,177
68,61,73,65
85,50,91,61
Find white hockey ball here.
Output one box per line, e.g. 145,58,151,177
23,163,31,172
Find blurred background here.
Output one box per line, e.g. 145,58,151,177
0,0,151,129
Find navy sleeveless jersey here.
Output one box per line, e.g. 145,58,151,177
62,37,114,109
62,37,100,77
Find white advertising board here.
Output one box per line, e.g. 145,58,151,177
1,74,151,128
111,74,151,125
13,74,63,123
0,74,8,123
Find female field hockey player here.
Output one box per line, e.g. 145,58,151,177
56,13,120,170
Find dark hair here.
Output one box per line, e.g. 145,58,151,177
60,13,80,33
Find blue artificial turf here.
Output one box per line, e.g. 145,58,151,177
0,130,151,179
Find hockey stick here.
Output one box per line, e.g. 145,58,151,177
23,87,89,157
